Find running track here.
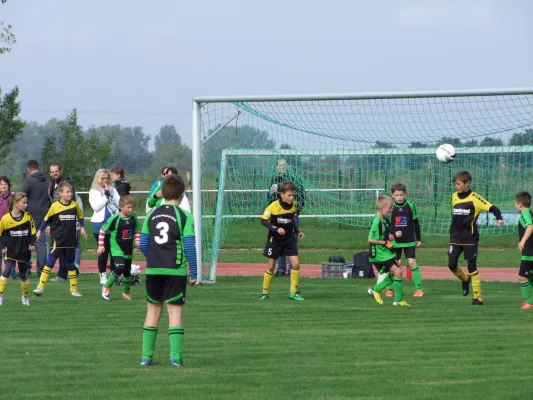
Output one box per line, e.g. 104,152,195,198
74,261,516,281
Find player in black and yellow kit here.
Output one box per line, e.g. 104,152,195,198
33,182,87,297
0,193,36,306
449,171,504,305
514,192,533,310
260,182,305,301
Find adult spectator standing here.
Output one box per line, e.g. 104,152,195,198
0,176,13,276
111,167,131,196
267,158,306,276
47,163,83,282
20,160,50,277
89,169,120,284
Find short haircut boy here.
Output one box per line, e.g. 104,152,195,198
58,181,73,193
515,191,531,208
279,181,296,193
111,167,125,179
391,183,407,194
162,175,185,201
376,195,393,210
119,195,135,208
453,171,472,183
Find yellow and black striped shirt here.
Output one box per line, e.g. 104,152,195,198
0,212,36,262
43,200,84,248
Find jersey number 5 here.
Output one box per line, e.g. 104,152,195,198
155,221,169,244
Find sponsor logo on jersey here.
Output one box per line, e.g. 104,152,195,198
453,208,471,215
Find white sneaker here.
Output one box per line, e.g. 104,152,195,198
0,295,3,306
33,287,44,297
99,273,107,285
71,290,82,297
102,286,110,300
21,296,30,306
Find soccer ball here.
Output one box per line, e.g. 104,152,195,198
131,264,141,275
436,144,456,163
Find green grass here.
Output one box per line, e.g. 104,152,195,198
1,276,531,399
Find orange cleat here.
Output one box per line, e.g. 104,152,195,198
413,290,425,298
385,290,394,297
520,302,533,310
122,293,132,301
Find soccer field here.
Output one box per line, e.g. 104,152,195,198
1,276,531,399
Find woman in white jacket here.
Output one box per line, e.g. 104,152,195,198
89,169,120,284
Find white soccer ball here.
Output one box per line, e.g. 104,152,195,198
436,143,456,163
131,264,141,275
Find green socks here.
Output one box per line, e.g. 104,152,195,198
520,280,533,304
169,326,184,361
411,265,424,291
123,276,131,294
142,326,158,360
104,271,119,289
393,277,404,302
373,273,393,292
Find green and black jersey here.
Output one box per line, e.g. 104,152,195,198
392,200,421,248
518,209,533,261
368,214,396,263
101,213,141,259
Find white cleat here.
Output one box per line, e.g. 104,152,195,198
22,296,30,306
102,286,110,300
99,273,107,285
71,290,82,297
0,295,3,306
33,287,44,297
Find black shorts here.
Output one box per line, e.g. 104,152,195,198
519,260,533,278
448,244,478,262
263,239,298,259
113,257,132,272
372,258,398,275
146,275,187,305
393,246,416,261
49,247,75,262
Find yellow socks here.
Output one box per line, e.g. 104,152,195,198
0,276,7,295
262,270,274,294
290,269,300,294
470,271,482,300
68,270,78,293
452,267,469,282
38,266,52,290
21,280,29,297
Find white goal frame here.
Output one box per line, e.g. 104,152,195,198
192,87,533,283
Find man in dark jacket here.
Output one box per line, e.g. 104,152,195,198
267,158,306,276
111,167,131,196
20,160,51,276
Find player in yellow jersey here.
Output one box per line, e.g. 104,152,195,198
260,182,305,300
448,171,503,305
0,193,36,306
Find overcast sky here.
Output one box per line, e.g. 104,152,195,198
1,0,532,146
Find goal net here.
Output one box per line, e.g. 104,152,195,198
193,89,533,283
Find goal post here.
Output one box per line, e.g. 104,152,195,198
192,88,533,283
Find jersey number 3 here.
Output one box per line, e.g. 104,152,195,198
155,221,169,244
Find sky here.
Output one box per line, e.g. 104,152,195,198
1,0,532,147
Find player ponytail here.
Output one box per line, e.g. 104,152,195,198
8,192,27,212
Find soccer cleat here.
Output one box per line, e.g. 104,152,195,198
140,359,153,367
462,277,471,297
50,276,67,282
385,289,394,297
169,359,184,367
393,299,411,306
102,287,110,300
0,295,3,306
33,287,44,297
520,302,533,310
99,272,107,285
121,293,132,301
367,288,384,305
21,296,30,306
471,298,484,305
413,290,425,297
289,292,304,301
259,294,269,300
71,290,82,297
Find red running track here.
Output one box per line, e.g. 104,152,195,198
73,261,517,282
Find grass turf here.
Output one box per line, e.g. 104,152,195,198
0,275,531,399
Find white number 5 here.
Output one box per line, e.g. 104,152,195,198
155,221,169,244
267,248,272,256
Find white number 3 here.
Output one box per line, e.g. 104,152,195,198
155,221,169,244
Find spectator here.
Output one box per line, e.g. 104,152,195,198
20,160,50,277
0,176,13,276
146,167,191,212
47,163,83,282
89,169,120,284
267,158,306,276
111,167,131,196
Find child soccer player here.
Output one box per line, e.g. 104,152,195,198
448,171,504,305
367,195,409,306
260,181,305,301
0,193,36,306
99,195,140,300
384,183,425,298
514,192,533,310
138,174,197,367
33,182,87,297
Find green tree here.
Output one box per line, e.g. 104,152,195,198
155,124,181,151
152,125,191,174
509,129,533,146
480,137,503,146
0,0,16,55
0,86,24,166
41,109,115,188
